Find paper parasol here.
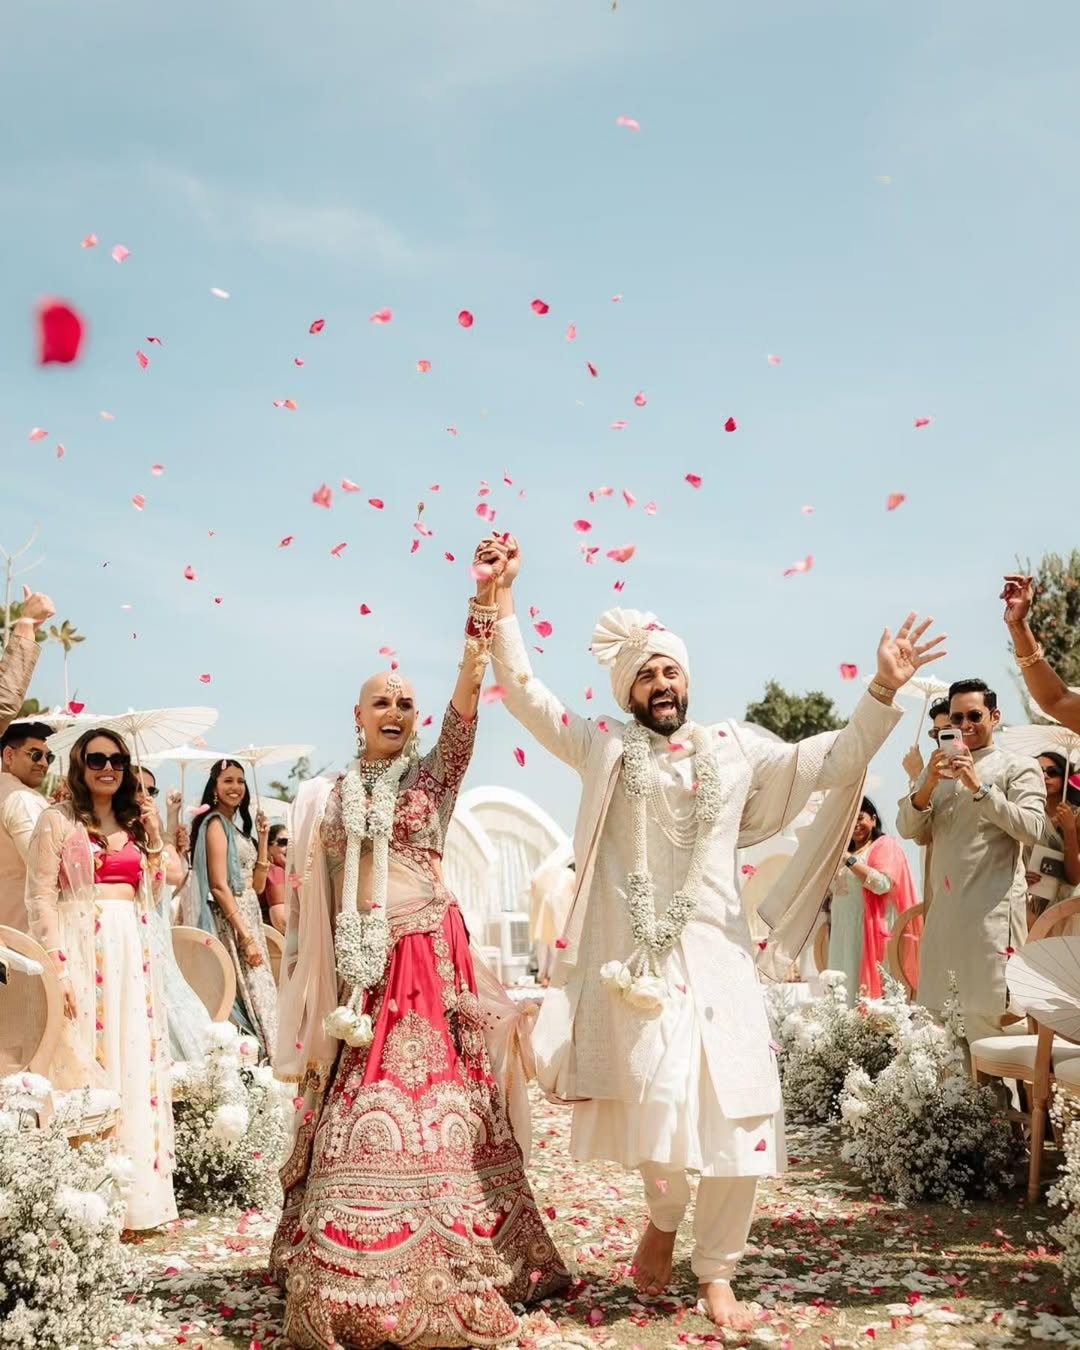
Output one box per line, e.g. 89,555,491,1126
46,707,219,769
1007,937,1080,1042
227,743,314,807
999,723,1080,764
152,743,229,798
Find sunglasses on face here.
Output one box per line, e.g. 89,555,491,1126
1042,766,1065,779
25,748,55,765
273,837,288,848
84,752,130,771
949,711,987,726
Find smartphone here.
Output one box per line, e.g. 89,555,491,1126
937,727,963,757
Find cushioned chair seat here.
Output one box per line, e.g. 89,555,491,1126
1054,1059,1080,1091
969,1034,1080,1074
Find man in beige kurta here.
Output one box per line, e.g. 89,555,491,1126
486,535,942,1328
897,677,1044,1041
0,722,52,929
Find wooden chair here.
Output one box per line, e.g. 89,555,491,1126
813,921,830,974
263,924,284,988
971,896,1080,1202
886,903,925,1000
171,926,237,1022
0,925,61,1076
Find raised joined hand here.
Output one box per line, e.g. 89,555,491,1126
1001,574,1034,627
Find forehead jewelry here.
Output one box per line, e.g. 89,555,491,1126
385,671,404,697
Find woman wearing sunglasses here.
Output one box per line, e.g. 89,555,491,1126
189,759,277,1059
260,822,290,934
24,728,177,1233
1023,751,1080,922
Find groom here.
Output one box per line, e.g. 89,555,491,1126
481,534,943,1328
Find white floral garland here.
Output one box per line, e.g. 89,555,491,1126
600,719,726,1015
325,753,413,1048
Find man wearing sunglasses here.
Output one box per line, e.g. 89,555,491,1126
0,721,54,930
898,678,1045,1047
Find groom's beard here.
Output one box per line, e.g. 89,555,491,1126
630,690,690,737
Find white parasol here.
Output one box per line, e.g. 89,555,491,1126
1006,937,1080,1042
151,743,229,798
46,707,220,770
883,674,951,749
999,723,1080,765
227,743,314,807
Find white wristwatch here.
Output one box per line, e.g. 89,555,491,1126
972,782,992,802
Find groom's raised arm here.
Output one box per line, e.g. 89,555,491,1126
486,536,597,774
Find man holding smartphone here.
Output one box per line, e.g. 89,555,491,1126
897,678,1045,1044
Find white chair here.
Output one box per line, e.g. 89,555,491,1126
263,924,284,988
171,926,237,1022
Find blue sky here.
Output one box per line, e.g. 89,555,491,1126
2,1,1079,842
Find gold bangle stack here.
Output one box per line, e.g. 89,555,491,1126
868,680,897,703
1016,643,1045,671
464,599,499,664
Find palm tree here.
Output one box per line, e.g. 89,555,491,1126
46,620,86,707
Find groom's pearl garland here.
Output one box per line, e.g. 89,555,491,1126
600,719,727,1015
324,752,413,1048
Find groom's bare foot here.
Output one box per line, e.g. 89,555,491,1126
698,1281,755,1330
631,1222,676,1294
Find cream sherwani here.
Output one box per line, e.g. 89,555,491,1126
897,744,1044,1035
492,616,902,1283
0,772,46,930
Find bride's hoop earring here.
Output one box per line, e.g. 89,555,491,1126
355,725,367,758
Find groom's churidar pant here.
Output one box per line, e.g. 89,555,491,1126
640,1164,757,1284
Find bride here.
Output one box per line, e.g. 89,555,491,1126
272,539,568,1349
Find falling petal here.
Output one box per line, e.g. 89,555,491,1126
914,416,932,429
150,465,164,478
458,309,474,328
886,492,907,511
565,322,577,341
312,484,333,509
768,354,782,365
100,410,115,419
198,673,212,684
56,443,65,458
359,604,372,615
28,427,48,442
294,357,305,366
586,361,599,377
611,293,623,302
615,115,640,132
309,318,326,334
534,620,553,639
81,233,98,249
634,391,647,407
111,244,130,263
132,494,146,511
416,359,431,373
801,504,815,514
444,552,455,562
482,686,507,705
573,519,593,533
782,554,815,577
369,308,393,324
330,542,348,557
210,287,230,299
513,748,526,767
183,566,196,581
279,535,294,548
36,299,86,365
531,299,550,315
477,503,496,523
685,473,702,489
623,488,636,508
136,349,150,370
611,420,628,430
341,479,361,493
839,663,858,680
614,579,625,591
446,426,459,436
607,545,636,563
368,498,385,510
724,416,737,433
272,398,298,410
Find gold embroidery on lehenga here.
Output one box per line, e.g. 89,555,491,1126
383,1012,449,1090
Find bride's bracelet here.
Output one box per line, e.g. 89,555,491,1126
464,598,499,663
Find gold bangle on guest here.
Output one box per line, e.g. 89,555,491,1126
1016,644,1045,671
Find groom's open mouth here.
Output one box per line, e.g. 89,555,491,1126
650,692,677,717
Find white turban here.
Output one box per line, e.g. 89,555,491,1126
590,608,690,712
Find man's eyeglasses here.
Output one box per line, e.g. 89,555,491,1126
25,748,55,766
84,752,130,771
949,711,987,726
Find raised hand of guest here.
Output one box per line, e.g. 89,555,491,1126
1001,574,1035,626
874,614,946,692
14,586,56,632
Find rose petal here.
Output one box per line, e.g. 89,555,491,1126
724,416,737,433
369,307,393,324
183,566,196,581
198,673,211,684
531,298,550,315
685,473,702,489
565,322,577,341
279,535,294,548
767,353,782,365
586,361,599,377
534,620,553,639
359,604,372,615
369,498,384,510
482,686,507,705
457,309,474,328
611,419,628,430
309,318,326,334
416,359,431,373
28,427,48,442
132,494,146,511
513,748,526,767
573,519,593,533
914,416,932,428
615,115,640,132
634,390,647,407
623,488,636,508
111,244,130,263
839,663,858,680
341,478,361,492
886,492,906,511
36,299,86,365
801,504,814,514
136,349,150,370
312,484,333,509
783,554,815,577
209,287,230,299
294,356,305,365
151,464,164,476
81,233,98,249
607,545,636,563
330,542,347,557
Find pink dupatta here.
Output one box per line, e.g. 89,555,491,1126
860,833,921,999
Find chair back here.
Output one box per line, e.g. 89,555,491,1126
0,925,61,1075
886,903,926,1000
813,921,830,974
1029,896,1080,942
171,926,237,1022
262,924,284,988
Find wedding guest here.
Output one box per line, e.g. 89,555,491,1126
25,729,176,1232
0,721,53,930
1002,574,1080,733
827,797,920,1003
902,699,951,783
189,760,277,1057
897,678,1045,1044
260,823,290,934
1024,751,1080,922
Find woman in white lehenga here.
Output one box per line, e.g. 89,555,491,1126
25,729,177,1232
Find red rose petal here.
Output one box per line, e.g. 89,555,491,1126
416,359,431,373
513,748,526,767
369,308,393,324
914,416,932,429
586,361,598,377
685,473,702,489
309,318,326,334
534,620,553,639
36,299,86,365
183,566,196,581
457,309,474,328
312,484,332,509
839,663,858,680
531,298,550,315
724,416,737,433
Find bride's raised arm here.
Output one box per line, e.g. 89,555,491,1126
449,538,504,722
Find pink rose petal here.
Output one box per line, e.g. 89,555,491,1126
28,427,48,442
458,309,474,328
369,308,393,324
111,244,130,263
573,519,593,533
886,492,906,511
724,416,737,433
279,535,294,548
513,747,526,767
132,494,146,511
183,566,196,581
312,484,333,509
839,663,858,680
623,488,636,508
359,604,372,616
534,620,553,639
368,498,384,510
341,478,361,493
330,542,348,558
198,673,212,684
685,473,702,489
136,349,150,370
607,545,636,563
531,298,550,315
565,322,577,341
482,686,507,705
151,464,164,476
416,359,431,373
914,416,932,429
783,554,815,577
309,318,326,334
615,115,640,132
81,233,98,249
611,419,628,430
767,354,782,365
36,299,86,365
634,390,647,407
586,361,599,377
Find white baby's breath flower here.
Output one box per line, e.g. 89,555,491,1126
55,1186,110,1230
211,1102,250,1142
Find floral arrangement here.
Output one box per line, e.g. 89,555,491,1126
839,989,1017,1205
0,1072,147,1349
171,1024,289,1213
1050,1088,1080,1312
765,971,903,1122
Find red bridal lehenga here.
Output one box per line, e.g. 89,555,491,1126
273,706,568,1349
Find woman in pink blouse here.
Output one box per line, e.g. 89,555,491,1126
272,539,567,1350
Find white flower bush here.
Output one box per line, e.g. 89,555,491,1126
172,1024,289,1213
839,989,1017,1205
764,971,905,1123
1050,1088,1080,1312
0,1073,146,1348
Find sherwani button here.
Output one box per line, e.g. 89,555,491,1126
704,1006,714,1021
